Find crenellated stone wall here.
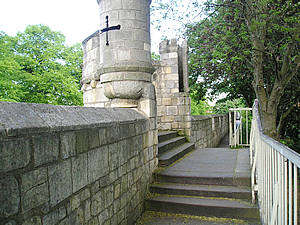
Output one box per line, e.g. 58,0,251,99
0,102,157,225
191,115,229,148
152,39,192,137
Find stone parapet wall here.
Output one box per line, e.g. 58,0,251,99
0,102,157,225
82,31,100,85
191,115,228,148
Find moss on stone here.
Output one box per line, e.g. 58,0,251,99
135,211,249,225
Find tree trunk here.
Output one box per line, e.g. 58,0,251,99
259,104,278,138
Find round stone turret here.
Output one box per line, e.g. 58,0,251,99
97,0,153,107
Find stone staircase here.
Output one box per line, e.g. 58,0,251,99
143,132,261,224
157,131,194,167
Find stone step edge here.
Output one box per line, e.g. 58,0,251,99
158,131,178,143
145,196,260,221
158,143,195,167
158,136,187,155
154,173,250,187
150,183,251,200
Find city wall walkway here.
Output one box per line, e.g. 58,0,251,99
136,135,260,225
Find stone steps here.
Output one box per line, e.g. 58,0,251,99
158,136,187,155
150,183,251,200
157,131,194,167
158,142,195,167
154,172,250,187
145,195,260,221
145,133,261,223
158,131,178,143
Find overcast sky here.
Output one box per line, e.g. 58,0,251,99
0,0,169,52
0,0,100,45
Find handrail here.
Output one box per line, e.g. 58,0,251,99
251,99,299,225
253,100,300,167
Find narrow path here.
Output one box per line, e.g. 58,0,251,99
136,133,260,225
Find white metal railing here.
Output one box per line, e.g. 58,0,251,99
229,108,252,147
250,99,300,225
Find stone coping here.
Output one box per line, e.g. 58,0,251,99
0,101,146,138
82,30,99,45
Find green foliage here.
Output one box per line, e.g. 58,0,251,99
186,3,255,107
151,0,204,39
187,0,299,148
0,25,83,106
191,98,212,115
212,98,246,114
151,52,160,60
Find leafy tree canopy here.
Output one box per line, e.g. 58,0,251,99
0,25,83,106
152,0,299,150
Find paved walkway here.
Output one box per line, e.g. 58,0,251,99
159,147,250,184
136,135,255,225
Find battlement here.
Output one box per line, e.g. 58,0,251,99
159,38,179,54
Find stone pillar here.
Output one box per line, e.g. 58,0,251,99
153,39,192,138
82,0,158,166
97,0,154,108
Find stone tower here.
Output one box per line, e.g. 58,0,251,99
82,0,157,158
82,0,155,114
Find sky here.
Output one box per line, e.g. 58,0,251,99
0,0,168,52
0,0,100,46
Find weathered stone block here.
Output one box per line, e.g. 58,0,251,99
21,168,49,212
33,134,59,167
88,146,109,183
48,160,72,206
0,176,19,217
106,124,120,144
43,206,66,225
139,99,156,118
91,191,104,216
165,80,176,89
114,183,121,199
162,98,172,106
98,128,108,146
109,142,120,171
72,153,88,193
0,139,31,172
71,194,80,211
84,199,91,222
75,131,89,154
98,208,109,224
166,106,177,116
104,186,113,208
22,216,42,225
60,132,76,159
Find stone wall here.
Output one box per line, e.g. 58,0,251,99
191,115,228,148
153,39,191,137
82,32,109,108
0,102,157,225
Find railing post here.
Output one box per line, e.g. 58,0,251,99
229,110,232,147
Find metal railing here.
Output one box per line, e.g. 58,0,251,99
250,100,300,225
229,108,252,147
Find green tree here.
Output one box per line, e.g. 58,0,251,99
152,0,299,148
0,25,83,106
213,98,247,114
187,8,255,107
0,32,30,102
187,0,300,139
